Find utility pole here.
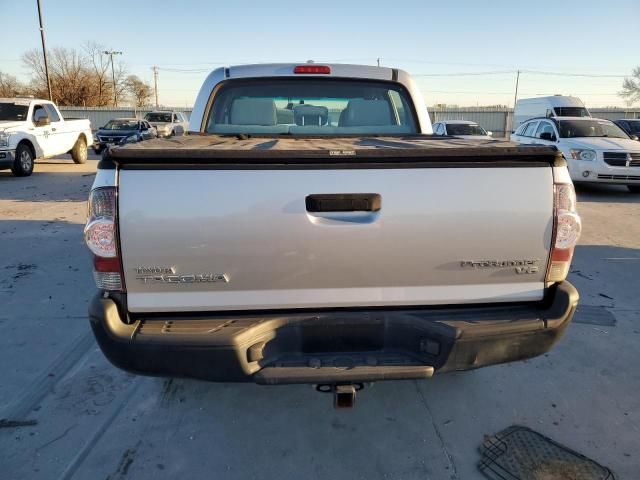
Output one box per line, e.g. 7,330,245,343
152,66,159,108
377,57,380,67
513,70,521,108
103,50,123,106
36,0,52,101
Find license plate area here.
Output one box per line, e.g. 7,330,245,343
301,323,384,353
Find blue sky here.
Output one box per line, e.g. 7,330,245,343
2,0,638,107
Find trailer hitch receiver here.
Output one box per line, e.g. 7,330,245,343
334,384,357,409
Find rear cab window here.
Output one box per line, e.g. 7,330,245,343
43,104,61,122
205,78,418,135
445,123,487,136
554,107,589,117
145,112,172,123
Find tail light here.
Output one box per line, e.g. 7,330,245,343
546,183,581,283
84,187,124,291
294,65,331,74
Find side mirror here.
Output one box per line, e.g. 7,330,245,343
631,135,639,141
539,132,557,142
487,131,493,137
34,115,50,127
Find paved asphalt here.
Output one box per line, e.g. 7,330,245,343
1,152,639,479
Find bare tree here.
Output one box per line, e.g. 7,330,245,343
83,42,113,106
22,49,48,98
620,67,640,106
113,61,129,106
125,75,153,107
22,45,128,106
0,71,26,97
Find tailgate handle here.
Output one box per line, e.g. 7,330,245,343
305,193,381,213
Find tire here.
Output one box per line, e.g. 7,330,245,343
71,135,88,164
11,143,35,177
627,185,640,193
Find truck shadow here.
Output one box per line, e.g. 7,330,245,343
575,183,640,204
0,170,96,202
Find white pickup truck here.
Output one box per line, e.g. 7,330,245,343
0,98,93,176
85,64,581,404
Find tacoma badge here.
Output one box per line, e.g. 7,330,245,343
134,267,229,284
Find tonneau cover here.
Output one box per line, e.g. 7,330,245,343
108,134,561,164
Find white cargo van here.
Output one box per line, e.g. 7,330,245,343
512,96,590,132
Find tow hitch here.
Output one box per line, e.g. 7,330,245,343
317,383,363,409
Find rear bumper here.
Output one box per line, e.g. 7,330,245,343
89,282,578,384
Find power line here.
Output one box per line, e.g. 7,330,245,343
383,57,635,71
521,69,627,78
384,58,520,69
158,67,210,73
134,63,632,80
413,69,628,78
425,90,622,95
413,70,516,77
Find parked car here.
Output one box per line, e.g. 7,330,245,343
144,111,188,137
511,116,640,193
513,96,590,132
613,119,640,140
0,98,93,176
432,120,493,139
85,63,580,403
93,118,156,154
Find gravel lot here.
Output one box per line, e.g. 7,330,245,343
1,152,639,479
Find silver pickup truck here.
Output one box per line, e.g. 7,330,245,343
85,64,581,402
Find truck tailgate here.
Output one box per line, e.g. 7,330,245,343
116,144,554,312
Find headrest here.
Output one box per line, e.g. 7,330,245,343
230,98,277,125
293,105,329,126
340,99,392,127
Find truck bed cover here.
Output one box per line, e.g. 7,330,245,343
107,135,562,166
